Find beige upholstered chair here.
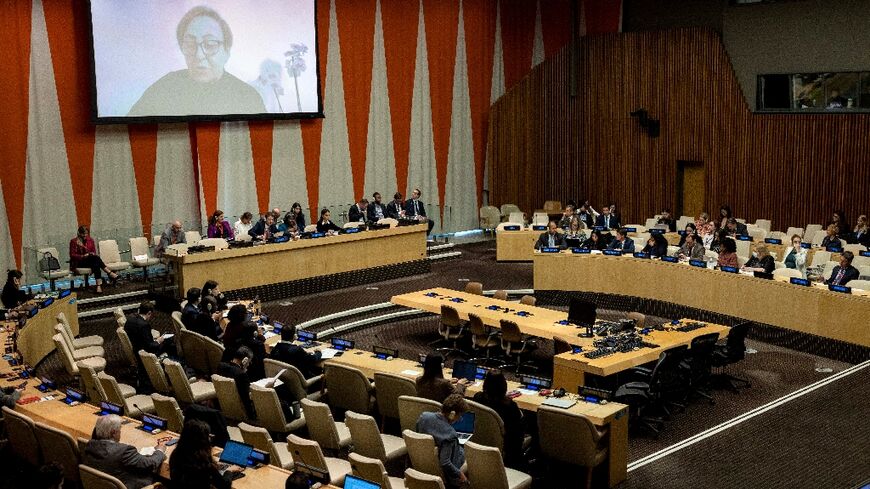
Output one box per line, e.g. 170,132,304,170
238,422,293,469
465,399,506,454
626,312,646,329
519,295,536,306
34,421,81,484
811,230,827,246
97,239,131,274
847,279,870,290
404,468,446,489
54,333,105,378
57,312,103,348
496,222,525,232
492,290,508,301
150,394,184,433
844,243,867,254
754,219,772,233
36,247,70,290
803,224,822,242
349,452,407,489
507,212,525,225
79,464,126,489
97,372,155,418
129,237,160,280
80,364,135,402
249,384,306,433
170,311,186,334
286,434,352,487
54,324,105,359
785,227,804,241
397,396,441,433
2,406,41,466
537,405,608,489
402,430,441,476
748,227,767,242
265,358,323,401
324,364,375,415
300,398,352,454
184,231,202,245
499,204,521,221
822,261,839,281
178,329,223,375
115,326,139,370
164,359,216,404
113,307,126,327
772,268,803,279
735,239,752,259
211,374,251,422
138,351,172,394
197,237,229,250
465,441,532,489
345,411,408,465
373,372,418,430
479,206,501,232
530,213,549,226
810,250,832,267
465,282,484,295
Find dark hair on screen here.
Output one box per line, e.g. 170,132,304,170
185,287,201,304
722,238,737,253
7,269,23,282
720,205,732,218
320,208,330,218
227,303,248,324
138,301,155,315
421,353,445,381
170,420,216,482
200,295,218,314
291,202,302,213
280,324,297,342
208,210,224,226
241,211,253,220
202,280,218,297
481,370,508,402
176,6,233,50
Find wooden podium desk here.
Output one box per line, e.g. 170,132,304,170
533,252,870,348
496,229,541,261
168,224,428,293
16,293,79,367
323,348,629,487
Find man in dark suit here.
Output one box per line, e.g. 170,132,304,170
348,198,369,224
725,218,748,237
535,221,566,250
826,251,860,286
83,414,166,488
607,228,636,252
405,187,435,234
180,287,201,329
367,192,389,222
269,325,322,379
125,301,168,357
386,192,405,219
657,209,677,231
594,206,620,229
217,346,256,419
248,213,279,240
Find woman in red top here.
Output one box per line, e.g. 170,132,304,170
69,225,118,293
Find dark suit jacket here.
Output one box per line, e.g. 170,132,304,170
269,342,323,379
405,198,427,218
316,220,342,233
607,237,635,252
826,265,860,286
735,222,749,236
293,212,306,229
248,219,279,239
367,202,388,222
189,312,221,342
1,282,28,310
217,361,255,419
386,201,404,219
594,214,620,229
535,232,566,250
348,204,367,223
124,314,159,355
180,303,199,330
577,212,595,228
657,217,677,232
83,439,164,489
642,242,668,257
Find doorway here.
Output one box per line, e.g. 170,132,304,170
676,160,705,219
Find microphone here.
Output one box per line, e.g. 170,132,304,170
132,403,147,421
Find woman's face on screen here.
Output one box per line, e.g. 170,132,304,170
182,16,229,83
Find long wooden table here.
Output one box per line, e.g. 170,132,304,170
168,224,428,293
17,293,79,367
322,347,629,487
533,252,870,348
496,229,541,261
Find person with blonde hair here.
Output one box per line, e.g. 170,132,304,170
743,244,775,274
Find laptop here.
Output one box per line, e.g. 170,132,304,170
451,359,478,382
344,475,381,489
565,237,582,249
452,411,475,445
219,440,255,467
95,401,123,416
139,414,168,434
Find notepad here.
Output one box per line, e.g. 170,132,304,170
319,348,339,359
401,369,421,376
252,369,286,389
542,398,577,409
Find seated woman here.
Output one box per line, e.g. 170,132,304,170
471,370,525,468
676,233,705,260
169,420,240,489
695,212,716,248
278,213,301,239
190,296,222,342
677,223,698,247
1,270,30,311
821,224,842,250
743,244,775,274
315,209,342,234
415,353,467,403
716,238,739,269
851,215,869,246
207,210,235,240
783,234,808,278
289,202,306,230
827,210,850,240
69,225,119,293
221,304,266,381
415,394,469,489
709,229,730,254
563,217,587,241
580,229,607,251
233,212,254,238
202,280,228,310
641,234,668,257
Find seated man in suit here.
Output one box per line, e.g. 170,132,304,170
535,221,566,250
348,198,369,224
218,346,299,421
269,325,322,379
607,228,636,252
155,220,187,258
558,205,576,229
657,209,677,231
125,301,172,359
248,212,279,241
405,187,435,234
826,251,860,286
180,287,201,329
676,233,705,260
725,218,748,237
83,415,166,488
190,295,222,342
387,192,405,219
594,206,620,230
367,192,389,222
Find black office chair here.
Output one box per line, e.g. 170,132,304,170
711,322,752,392
498,319,538,373
679,333,720,405
614,345,688,437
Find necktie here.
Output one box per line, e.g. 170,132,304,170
833,268,845,285
415,200,420,216
605,216,610,228
549,234,555,247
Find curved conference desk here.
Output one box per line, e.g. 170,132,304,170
533,252,870,349
17,293,79,367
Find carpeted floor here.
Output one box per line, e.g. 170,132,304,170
23,240,869,488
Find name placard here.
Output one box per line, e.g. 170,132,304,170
764,238,782,245
689,259,707,268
